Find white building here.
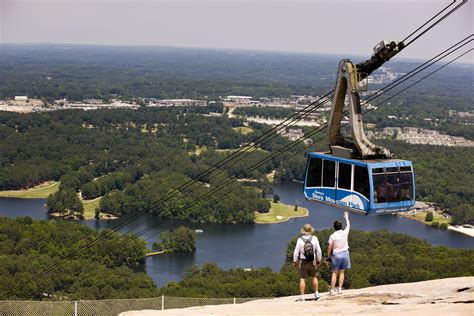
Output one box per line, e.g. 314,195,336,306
15,96,28,102
83,99,103,105
154,99,206,107
225,96,252,104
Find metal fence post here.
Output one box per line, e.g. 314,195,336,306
74,301,78,316
161,295,164,310
233,297,236,304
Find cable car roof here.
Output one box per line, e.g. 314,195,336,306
308,152,413,167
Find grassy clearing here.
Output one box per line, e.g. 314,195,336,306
0,181,59,199
255,201,308,224
189,145,208,156
400,210,450,226
233,126,254,135
82,197,102,219
215,148,237,153
0,182,113,221
266,170,276,183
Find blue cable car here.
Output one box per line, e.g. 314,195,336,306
303,153,415,215
303,43,416,215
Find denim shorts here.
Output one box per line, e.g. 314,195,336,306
331,250,351,271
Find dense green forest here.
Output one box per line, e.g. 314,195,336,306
159,229,474,297
0,106,472,224
0,107,282,223
0,217,159,300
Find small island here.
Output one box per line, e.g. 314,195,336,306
255,201,308,224
148,226,197,256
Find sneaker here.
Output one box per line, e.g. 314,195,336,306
329,288,337,296
314,293,321,301
296,297,305,302
337,287,343,295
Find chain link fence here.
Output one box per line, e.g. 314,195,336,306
0,296,264,315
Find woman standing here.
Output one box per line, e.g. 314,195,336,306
327,211,351,295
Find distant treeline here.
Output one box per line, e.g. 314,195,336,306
0,45,336,100
1,44,472,140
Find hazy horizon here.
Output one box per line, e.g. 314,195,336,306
1,0,472,64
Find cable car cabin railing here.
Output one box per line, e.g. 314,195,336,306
303,153,415,215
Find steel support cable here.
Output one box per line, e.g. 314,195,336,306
403,0,468,48
361,35,473,106
369,49,473,111
23,3,471,289
401,0,457,43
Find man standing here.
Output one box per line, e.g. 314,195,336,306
293,223,322,301
327,211,351,295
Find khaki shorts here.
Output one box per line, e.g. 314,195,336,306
299,260,316,278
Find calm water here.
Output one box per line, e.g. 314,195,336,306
0,182,472,287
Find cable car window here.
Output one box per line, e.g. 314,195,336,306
354,166,370,200
400,172,414,201
386,173,401,202
338,162,351,190
373,174,386,203
400,166,412,172
386,167,398,173
306,157,322,187
372,168,384,174
322,160,335,187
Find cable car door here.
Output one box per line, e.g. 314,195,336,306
336,161,353,208
322,159,336,204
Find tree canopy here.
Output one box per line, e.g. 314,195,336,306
0,217,158,300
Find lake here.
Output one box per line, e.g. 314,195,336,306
0,182,472,287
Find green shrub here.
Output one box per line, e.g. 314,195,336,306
425,211,434,222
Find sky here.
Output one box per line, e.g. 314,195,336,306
1,0,472,62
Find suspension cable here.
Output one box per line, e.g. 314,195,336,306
21,3,471,290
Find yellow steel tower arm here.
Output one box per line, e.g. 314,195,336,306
327,41,404,159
